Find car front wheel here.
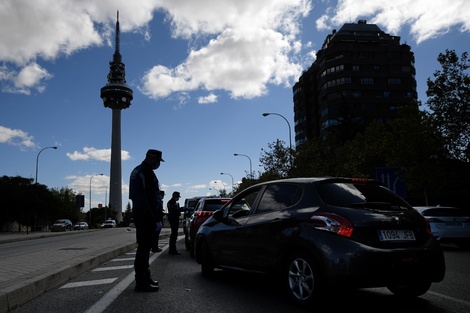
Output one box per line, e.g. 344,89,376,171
200,240,214,277
283,251,323,307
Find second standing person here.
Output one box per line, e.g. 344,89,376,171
167,191,181,255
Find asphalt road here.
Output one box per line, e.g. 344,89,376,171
5,235,470,313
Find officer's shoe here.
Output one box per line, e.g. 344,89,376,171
148,278,159,287
151,247,163,252
134,283,159,292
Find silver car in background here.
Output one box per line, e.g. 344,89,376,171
414,206,470,249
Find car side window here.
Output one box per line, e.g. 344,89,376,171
229,188,261,218
256,183,301,214
194,201,203,212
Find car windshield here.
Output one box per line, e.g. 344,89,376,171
317,182,411,210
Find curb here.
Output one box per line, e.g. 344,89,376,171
0,230,179,313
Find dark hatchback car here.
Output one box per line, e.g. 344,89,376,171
195,177,446,307
185,197,231,257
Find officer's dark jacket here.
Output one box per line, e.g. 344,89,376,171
166,198,180,223
129,160,163,223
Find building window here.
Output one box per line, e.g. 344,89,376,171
404,91,413,98
388,78,401,84
361,78,374,84
321,77,352,90
353,65,360,71
384,91,391,98
320,64,345,77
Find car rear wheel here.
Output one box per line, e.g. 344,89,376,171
200,240,214,277
283,251,323,307
387,281,432,297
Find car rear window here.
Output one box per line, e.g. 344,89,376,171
203,199,230,211
317,181,410,209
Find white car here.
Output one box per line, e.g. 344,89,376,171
101,220,116,228
414,206,470,248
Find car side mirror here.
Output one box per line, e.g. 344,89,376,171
212,209,224,221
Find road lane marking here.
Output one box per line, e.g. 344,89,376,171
92,265,134,271
84,237,181,313
428,291,470,308
60,278,117,289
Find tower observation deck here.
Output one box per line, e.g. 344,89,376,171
100,11,133,222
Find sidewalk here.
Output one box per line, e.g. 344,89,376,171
0,227,180,313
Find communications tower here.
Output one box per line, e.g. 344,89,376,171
100,11,133,222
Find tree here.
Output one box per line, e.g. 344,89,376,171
426,49,470,161
290,136,336,177
259,139,291,178
121,202,132,227
0,176,81,231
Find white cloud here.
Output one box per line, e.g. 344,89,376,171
198,93,218,104
66,147,130,162
66,174,110,197
139,0,310,99
0,0,311,98
317,0,470,43
1,0,470,97
0,63,52,94
0,125,35,148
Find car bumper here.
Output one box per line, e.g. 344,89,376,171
312,234,446,288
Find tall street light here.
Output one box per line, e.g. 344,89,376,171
213,180,226,191
35,146,58,184
220,172,234,192
234,153,252,179
262,113,292,151
105,183,109,221
89,173,104,227
262,112,293,167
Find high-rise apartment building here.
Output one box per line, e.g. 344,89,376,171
293,20,417,146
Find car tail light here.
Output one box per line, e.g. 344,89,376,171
196,211,213,217
310,212,354,237
421,217,433,237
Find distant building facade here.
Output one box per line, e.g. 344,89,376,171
293,20,418,146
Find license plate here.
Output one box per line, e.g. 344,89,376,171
378,230,415,241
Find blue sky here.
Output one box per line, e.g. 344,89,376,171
1,0,469,212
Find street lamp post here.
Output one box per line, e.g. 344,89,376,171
220,172,234,192
89,174,104,227
234,153,252,179
209,188,219,196
35,146,58,184
105,183,109,221
262,112,293,166
213,180,225,191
